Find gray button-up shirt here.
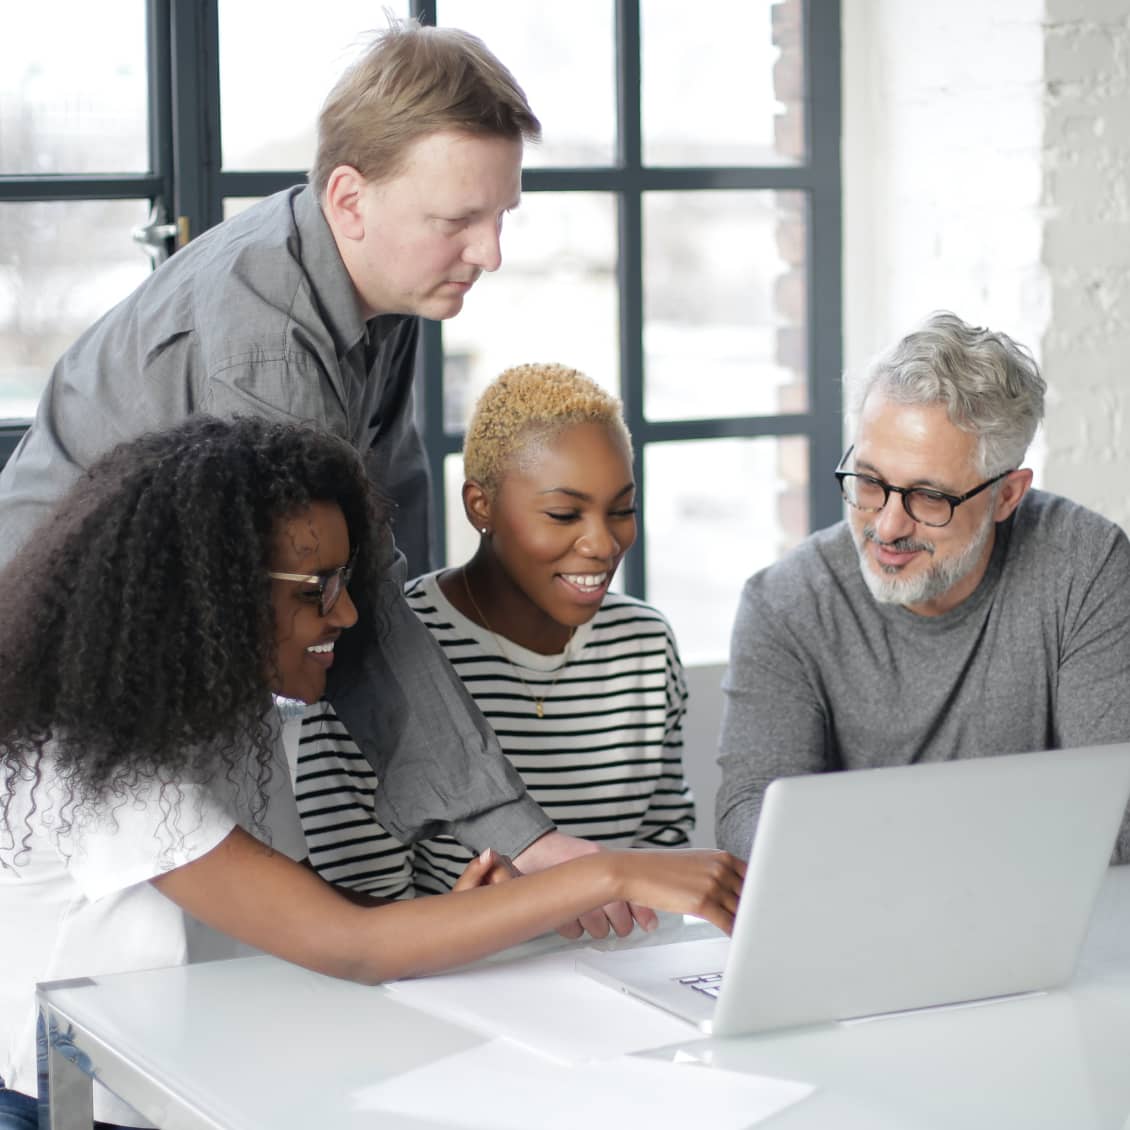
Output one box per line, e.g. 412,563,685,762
0,185,552,856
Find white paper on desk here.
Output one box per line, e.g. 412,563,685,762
352,1037,813,1129
384,949,696,1063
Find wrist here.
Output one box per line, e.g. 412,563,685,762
585,850,628,905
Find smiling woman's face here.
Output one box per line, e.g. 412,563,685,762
484,420,637,631
268,501,358,703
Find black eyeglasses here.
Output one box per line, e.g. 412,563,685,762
268,549,357,617
834,446,1012,528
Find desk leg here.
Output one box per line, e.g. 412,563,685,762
39,1007,94,1130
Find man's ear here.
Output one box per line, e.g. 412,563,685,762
463,480,492,534
322,165,368,241
993,468,1034,522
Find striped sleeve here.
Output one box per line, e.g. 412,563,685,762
293,702,415,899
631,619,695,847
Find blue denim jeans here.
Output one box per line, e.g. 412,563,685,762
0,1016,131,1130
0,1087,130,1130
0,1085,38,1130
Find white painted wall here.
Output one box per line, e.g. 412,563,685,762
842,0,1048,389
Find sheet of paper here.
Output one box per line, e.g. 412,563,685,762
351,1037,813,1129
384,948,698,1063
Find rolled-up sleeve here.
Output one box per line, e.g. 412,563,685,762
326,542,553,857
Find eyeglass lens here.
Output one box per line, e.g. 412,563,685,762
841,476,954,526
320,572,344,617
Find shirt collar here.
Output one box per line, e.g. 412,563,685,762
292,186,411,358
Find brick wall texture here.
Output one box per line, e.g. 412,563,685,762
1041,1,1130,528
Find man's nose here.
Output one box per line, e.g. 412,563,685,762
873,490,916,542
464,219,503,273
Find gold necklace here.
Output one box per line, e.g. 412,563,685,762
460,568,575,719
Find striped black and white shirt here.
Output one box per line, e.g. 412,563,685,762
291,705,415,898
293,572,695,897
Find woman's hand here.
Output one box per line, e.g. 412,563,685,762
452,847,521,892
514,831,658,940
608,850,747,935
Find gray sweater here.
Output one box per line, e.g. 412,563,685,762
716,490,1130,863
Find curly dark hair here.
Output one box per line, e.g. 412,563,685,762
0,415,388,853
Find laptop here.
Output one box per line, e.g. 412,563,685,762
577,744,1130,1037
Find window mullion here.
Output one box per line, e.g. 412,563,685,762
616,0,647,599
169,0,223,241
147,0,174,210
806,0,844,531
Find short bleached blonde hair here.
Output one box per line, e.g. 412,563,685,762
463,363,632,496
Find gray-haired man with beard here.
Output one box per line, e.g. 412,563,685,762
715,311,1130,863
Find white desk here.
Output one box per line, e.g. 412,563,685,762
39,867,1130,1130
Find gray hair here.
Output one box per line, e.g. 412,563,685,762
851,312,1046,475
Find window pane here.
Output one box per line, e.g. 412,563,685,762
0,200,152,417
645,436,809,664
641,0,805,166
218,1,410,171
442,192,619,434
0,2,148,174
438,0,615,167
223,197,265,220
643,190,807,421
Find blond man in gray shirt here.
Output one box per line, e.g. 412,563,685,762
0,21,640,932
717,313,1130,862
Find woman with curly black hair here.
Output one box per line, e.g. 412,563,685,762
0,415,745,1130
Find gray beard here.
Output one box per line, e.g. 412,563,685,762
855,507,996,608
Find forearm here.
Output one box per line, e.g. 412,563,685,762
157,827,610,981
300,855,390,906
330,881,393,909
351,857,624,979
341,847,746,979
155,827,745,982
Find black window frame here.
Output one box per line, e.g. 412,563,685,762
0,0,842,604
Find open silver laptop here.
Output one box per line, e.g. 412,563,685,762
577,744,1130,1037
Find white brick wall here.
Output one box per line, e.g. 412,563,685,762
843,0,1130,529
1041,2,1130,527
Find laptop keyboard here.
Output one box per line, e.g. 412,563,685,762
677,971,724,999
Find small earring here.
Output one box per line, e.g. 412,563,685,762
480,527,489,536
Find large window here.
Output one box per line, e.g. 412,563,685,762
0,2,154,420
0,0,841,663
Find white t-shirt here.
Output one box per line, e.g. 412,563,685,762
0,708,305,1127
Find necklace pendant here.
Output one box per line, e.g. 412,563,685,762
535,700,544,719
